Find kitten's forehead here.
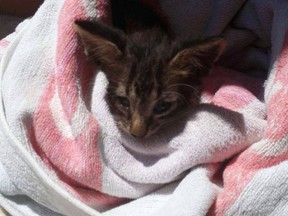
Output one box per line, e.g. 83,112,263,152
126,60,163,100
133,79,158,101
115,30,173,101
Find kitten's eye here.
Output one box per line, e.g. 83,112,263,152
117,96,130,108
154,101,172,114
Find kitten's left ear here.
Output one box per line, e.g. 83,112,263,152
74,20,126,69
169,38,225,77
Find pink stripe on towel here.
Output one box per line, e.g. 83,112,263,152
31,0,123,207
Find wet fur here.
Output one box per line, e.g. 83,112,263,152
74,2,224,138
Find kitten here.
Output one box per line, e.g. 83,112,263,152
74,5,224,139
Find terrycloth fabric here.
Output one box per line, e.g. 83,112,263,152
0,0,288,215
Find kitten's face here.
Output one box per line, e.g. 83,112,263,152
107,78,185,138
74,21,224,138
104,55,196,138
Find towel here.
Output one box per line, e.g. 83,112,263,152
0,0,288,215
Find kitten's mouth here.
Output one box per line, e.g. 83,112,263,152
130,133,146,139
129,125,160,139
129,128,148,139
117,122,149,139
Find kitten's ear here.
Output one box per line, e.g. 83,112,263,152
169,38,225,77
74,20,126,68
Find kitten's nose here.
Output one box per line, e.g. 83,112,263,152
130,125,147,138
130,114,148,138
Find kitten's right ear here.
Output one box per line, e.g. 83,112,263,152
74,20,126,68
169,38,225,78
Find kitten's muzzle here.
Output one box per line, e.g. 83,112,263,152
130,123,148,138
129,114,148,138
